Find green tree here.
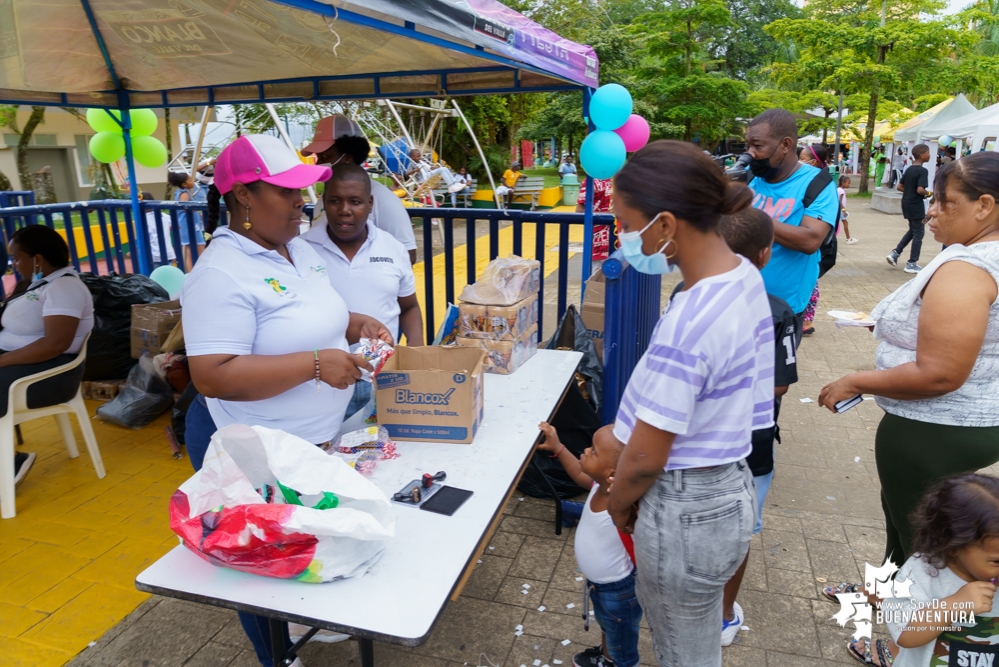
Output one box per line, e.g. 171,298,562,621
766,0,971,193
635,0,751,143
711,0,803,78
0,105,46,193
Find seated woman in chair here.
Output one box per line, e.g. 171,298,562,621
0,225,94,487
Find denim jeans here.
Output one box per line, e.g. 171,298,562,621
344,381,372,421
184,394,291,667
634,461,755,667
894,218,925,262
752,471,774,535
589,570,642,667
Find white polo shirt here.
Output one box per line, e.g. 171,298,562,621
313,179,416,251
302,221,415,342
181,228,352,444
0,267,94,354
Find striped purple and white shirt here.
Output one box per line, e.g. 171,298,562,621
612,257,775,471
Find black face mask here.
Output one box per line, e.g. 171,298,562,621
749,142,789,180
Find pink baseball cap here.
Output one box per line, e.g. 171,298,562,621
214,135,331,195
301,114,363,156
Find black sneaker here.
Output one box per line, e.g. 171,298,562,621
14,452,36,487
573,647,613,667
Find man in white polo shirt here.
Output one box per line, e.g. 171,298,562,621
303,163,424,418
302,115,418,264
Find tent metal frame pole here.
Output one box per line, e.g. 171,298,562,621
265,103,317,204
451,99,499,208
581,87,596,291
834,91,844,167
117,100,152,275
191,105,212,174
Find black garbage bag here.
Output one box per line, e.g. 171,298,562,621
517,305,605,500
80,273,168,381
516,380,600,499
97,357,174,428
544,304,602,414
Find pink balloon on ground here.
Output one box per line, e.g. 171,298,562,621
615,115,651,152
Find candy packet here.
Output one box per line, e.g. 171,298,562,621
356,338,395,382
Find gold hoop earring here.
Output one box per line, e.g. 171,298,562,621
243,206,252,231
660,238,678,259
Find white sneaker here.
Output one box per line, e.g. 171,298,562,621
290,659,305,667
288,622,351,644
721,601,743,646
846,237,859,244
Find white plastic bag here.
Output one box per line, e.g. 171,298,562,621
170,424,396,583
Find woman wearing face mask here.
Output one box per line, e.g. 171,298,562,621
819,151,999,667
607,141,775,667
181,134,391,667
0,225,94,490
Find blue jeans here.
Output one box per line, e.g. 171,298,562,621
752,471,774,535
344,381,372,421
589,570,642,667
185,394,290,667
634,462,755,667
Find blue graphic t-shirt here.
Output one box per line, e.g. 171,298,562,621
750,164,839,314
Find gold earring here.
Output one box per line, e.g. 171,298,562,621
243,206,252,231
661,238,678,259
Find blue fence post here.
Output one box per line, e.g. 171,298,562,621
600,251,662,426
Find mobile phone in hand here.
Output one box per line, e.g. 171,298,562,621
835,394,864,413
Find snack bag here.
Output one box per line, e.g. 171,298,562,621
356,338,395,381
458,256,540,305
170,424,396,582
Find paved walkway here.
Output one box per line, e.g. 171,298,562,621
12,194,980,667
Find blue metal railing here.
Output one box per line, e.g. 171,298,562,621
0,191,34,209
601,252,662,425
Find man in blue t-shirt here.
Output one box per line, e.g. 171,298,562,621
745,109,839,339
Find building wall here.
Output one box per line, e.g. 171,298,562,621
0,107,182,201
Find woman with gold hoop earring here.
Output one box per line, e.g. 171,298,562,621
607,140,776,666
180,134,393,667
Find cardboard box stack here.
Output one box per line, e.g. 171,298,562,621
581,268,606,360
131,300,182,358
455,256,541,374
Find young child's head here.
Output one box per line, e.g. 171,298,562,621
719,207,774,271
839,175,851,189
911,473,999,581
581,425,624,486
912,144,931,163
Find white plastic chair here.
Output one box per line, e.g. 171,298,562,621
0,333,106,518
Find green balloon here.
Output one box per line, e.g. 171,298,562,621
129,109,158,136
132,135,167,167
89,131,125,163
86,108,121,134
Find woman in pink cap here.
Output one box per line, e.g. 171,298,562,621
180,134,393,667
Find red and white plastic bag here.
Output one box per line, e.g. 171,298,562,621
170,424,396,583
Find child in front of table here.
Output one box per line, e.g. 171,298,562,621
865,473,999,667
537,422,641,667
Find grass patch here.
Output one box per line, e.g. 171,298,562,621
847,191,873,199
522,167,561,188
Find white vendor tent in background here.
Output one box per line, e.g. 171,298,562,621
894,93,978,142
932,102,999,152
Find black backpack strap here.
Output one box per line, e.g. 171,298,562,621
802,168,833,209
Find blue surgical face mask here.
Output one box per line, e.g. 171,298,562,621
619,213,675,275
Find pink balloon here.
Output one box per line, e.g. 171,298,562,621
614,114,651,152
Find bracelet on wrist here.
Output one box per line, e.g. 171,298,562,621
549,444,565,459
313,349,322,394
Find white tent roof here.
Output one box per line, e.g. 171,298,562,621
894,94,978,142
0,0,599,109
932,101,999,144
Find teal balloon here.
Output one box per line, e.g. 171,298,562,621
86,108,121,134
132,135,167,168
89,131,125,163
939,135,953,147
590,84,633,131
579,130,627,179
150,265,187,297
129,109,158,136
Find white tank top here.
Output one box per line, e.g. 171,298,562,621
574,484,634,584
872,241,999,426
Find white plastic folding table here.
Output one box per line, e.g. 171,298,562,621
136,349,584,667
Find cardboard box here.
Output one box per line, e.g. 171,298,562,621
581,268,606,359
375,347,486,444
458,294,538,340
131,300,182,358
82,379,126,401
456,325,538,375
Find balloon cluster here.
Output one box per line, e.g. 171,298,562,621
938,135,953,148
87,108,167,167
579,84,650,180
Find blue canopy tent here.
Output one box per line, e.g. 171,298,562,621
0,0,601,276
